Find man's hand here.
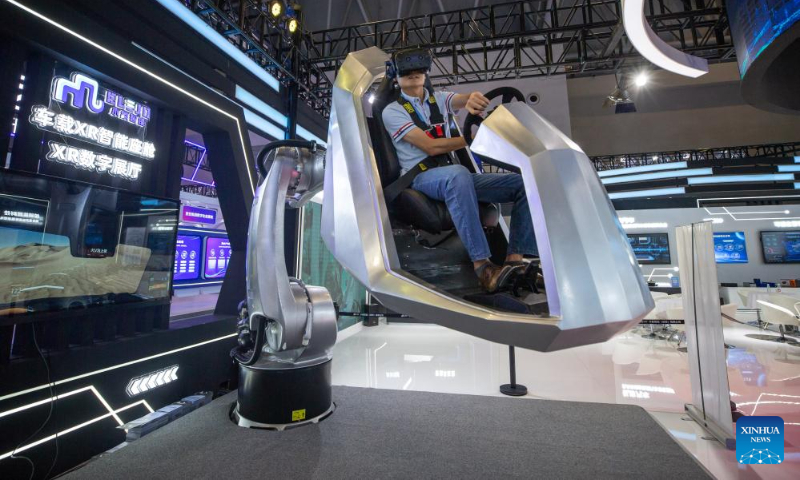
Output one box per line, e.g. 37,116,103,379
402,128,467,157
465,91,490,115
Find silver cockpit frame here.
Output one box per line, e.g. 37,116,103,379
322,47,654,352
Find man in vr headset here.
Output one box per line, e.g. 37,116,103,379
382,48,537,293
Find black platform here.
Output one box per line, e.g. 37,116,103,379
64,386,710,479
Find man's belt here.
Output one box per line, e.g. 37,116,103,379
383,155,452,204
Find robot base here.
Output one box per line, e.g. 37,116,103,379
232,359,334,430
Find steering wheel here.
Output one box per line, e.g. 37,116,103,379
462,87,525,145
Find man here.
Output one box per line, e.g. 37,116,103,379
381,48,537,293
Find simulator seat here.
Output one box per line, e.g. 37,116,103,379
369,75,497,235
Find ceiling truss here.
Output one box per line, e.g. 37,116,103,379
184,0,734,118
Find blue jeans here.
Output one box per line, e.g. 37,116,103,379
411,164,538,262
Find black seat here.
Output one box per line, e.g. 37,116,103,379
369,75,497,234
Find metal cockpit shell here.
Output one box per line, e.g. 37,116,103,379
322,47,653,351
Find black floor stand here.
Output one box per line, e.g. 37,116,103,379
500,345,528,396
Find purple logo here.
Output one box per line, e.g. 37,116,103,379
50,71,151,128
52,72,105,114
181,206,217,225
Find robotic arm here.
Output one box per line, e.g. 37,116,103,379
232,140,336,369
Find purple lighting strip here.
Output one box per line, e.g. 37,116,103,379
190,149,207,180
183,140,214,186
181,177,216,187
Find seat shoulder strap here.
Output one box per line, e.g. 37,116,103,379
397,94,445,131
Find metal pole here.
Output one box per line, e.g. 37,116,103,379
508,345,517,386
500,345,527,396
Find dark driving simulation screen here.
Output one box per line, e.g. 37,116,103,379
761,230,800,264
0,170,179,315
627,233,671,265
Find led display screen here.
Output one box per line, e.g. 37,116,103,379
203,237,231,279
761,230,800,264
181,205,217,225
713,232,749,264
627,233,671,265
728,0,800,75
173,235,201,281
0,170,178,315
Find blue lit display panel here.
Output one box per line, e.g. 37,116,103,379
627,233,671,265
173,235,201,281
729,0,800,75
713,232,749,264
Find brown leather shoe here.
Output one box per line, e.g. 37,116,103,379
475,263,514,293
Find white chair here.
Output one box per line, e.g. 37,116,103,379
737,287,769,308
737,288,750,307
656,304,738,350
751,294,800,346
721,303,738,321
664,308,683,320
643,294,676,319
737,287,769,327
640,293,675,336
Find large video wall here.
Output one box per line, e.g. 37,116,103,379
728,0,800,75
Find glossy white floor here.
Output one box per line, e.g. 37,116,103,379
331,314,800,479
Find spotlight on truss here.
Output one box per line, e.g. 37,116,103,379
269,0,283,18
603,75,637,114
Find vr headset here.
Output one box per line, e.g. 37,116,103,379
387,47,432,79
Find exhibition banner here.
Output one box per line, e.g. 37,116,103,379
677,221,735,449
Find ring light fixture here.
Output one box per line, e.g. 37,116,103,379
622,0,708,78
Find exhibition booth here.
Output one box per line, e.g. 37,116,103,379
1,0,799,479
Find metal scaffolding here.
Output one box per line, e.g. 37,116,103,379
590,142,800,171
183,142,211,172
182,0,733,118
308,0,733,86
183,0,333,118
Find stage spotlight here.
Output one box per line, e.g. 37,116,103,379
634,72,649,87
603,86,635,112
288,17,299,34
269,0,283,18
602,73,640,113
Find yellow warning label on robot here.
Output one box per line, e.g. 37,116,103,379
292,409,306,421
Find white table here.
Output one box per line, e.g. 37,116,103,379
720,287,800,308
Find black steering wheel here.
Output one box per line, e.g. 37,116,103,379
462,87,525,145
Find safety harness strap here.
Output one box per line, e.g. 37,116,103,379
383,94,455,204
397,94,445,136
383,155,452,204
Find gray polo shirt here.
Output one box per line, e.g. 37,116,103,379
381,89,458,174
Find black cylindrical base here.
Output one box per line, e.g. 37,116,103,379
500,383,528,396
235,359,333,428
